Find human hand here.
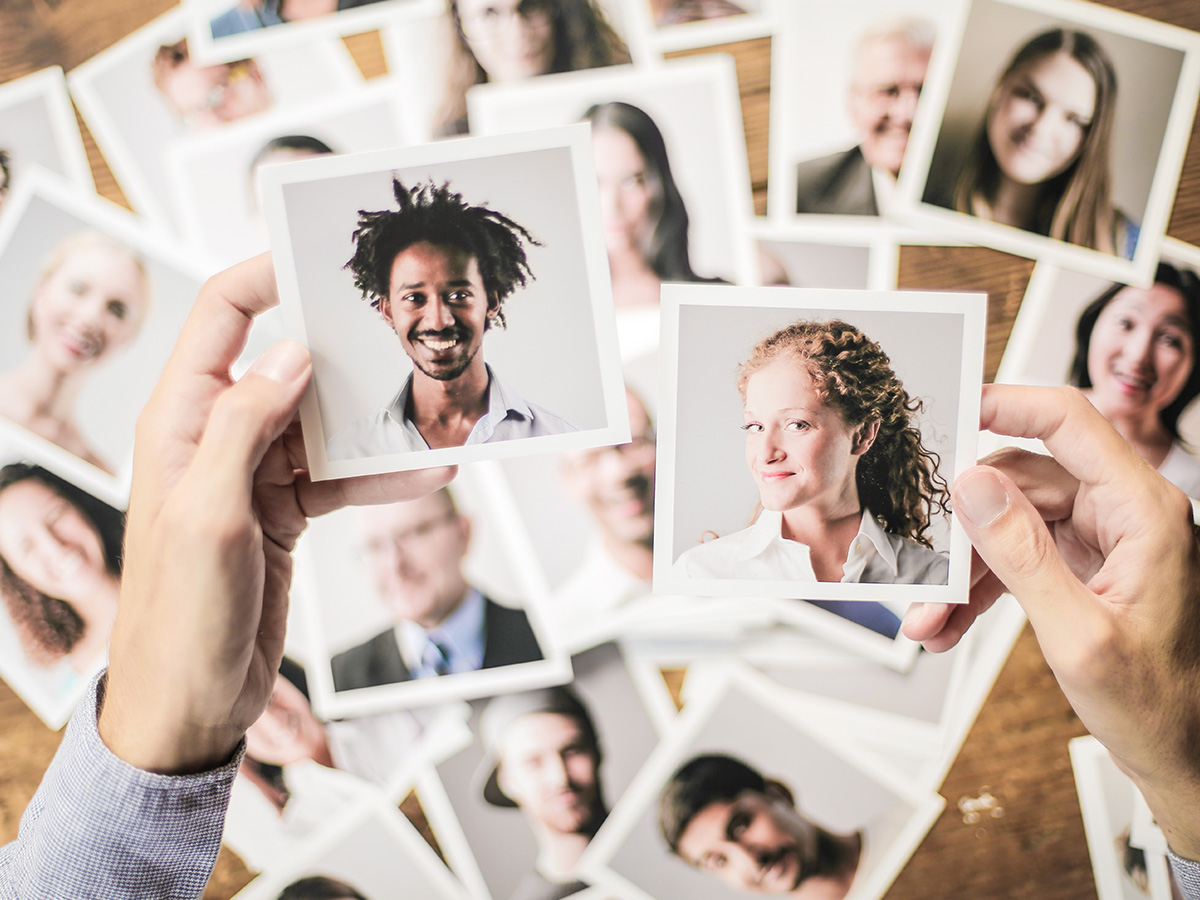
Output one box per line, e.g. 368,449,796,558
98,254,453,775
904,385,1200,859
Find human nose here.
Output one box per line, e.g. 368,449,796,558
541,753,570,788
755,426,785,463
892,85,919,123
425,296,456,332
1121,328,1156,371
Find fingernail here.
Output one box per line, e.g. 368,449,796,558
956,470,1009,527
250,341,309,384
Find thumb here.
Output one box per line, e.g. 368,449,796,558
192,340,312,499
952,465,1095,651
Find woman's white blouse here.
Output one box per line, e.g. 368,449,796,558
673,507,949,585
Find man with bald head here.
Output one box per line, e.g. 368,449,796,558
330,488,542,691
794,17,934,216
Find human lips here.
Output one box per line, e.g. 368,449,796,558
412,328,466,355
757,469,793,483
58,325,102,361
755,847,800,891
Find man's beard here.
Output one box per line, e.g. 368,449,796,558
408,326,479,382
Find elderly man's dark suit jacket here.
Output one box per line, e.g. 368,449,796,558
330,596,542,692
794,145,879,216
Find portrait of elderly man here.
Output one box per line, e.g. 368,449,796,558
794,17,934,216
329,177,577,459
151,39,273,131
330,488,543,692
659,754,864,897
479,687,609,900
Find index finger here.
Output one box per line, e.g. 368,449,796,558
980,384,1150,493
162,254,280,385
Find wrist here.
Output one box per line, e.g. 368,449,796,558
97,670,246,775
1129,772,1200,863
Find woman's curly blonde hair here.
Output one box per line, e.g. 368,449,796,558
737,319,950,548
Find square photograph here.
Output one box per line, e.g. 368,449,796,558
894,0,1200,285
995,238,1200,499
67,6,361,231
381,0,639,141
578,664,944,900
260,125,629,480
0,431,124,729
0,171,206,497
295,465,571,720
466,56,757,310
0,67,94,210
767,0,956,223
654,284,983,605
419,642,660,900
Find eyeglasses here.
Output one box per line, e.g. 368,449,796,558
358,510,458,561
457,0,559,42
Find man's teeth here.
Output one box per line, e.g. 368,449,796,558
423,338,458,351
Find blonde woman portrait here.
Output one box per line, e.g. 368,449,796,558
0,230,149,473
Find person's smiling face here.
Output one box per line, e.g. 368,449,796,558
382,241,497,384
30,244,146,375
497,711,601,835
676,789,820,895
741,357,873,515
1087,283,1194,424
987,50,1096,187
0,478,108,604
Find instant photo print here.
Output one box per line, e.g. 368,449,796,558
577,663,945,900
893,0,1200,286
418,642,660,900
260,124,629,480
0,430,124,729
994,237,1200,498
0,170,207,500
768,0,956,224
654,284,983,606
294,464,571,720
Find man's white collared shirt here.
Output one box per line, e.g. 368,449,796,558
328,364,576,459
673,508,948,585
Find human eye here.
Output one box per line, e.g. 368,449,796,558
106,299,129,320
447,289,474,304
401,291,426,306
784,420,810,432
726,810,750,840
1159,330,1186,351
67,278,87,296
740,422,763,433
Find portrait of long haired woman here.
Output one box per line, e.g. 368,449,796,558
949,28,1137,258
674,319,950,586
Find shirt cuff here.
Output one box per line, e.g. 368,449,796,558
0,670,244,900
1169,847,1200,900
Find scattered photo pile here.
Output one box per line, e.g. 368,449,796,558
3,0,1199,897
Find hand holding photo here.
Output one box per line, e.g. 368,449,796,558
259,125,629,480
654,285,983,605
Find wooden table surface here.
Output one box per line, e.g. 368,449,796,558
0,2,1198,898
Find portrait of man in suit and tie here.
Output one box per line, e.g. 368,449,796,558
330,487,544,692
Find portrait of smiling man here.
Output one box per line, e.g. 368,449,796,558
329,177,578,459
658,754,863,898
478,686,609,900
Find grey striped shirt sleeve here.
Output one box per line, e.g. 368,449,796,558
0,672,242,900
